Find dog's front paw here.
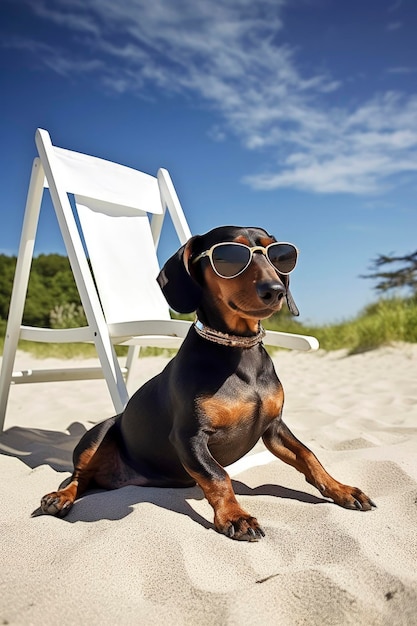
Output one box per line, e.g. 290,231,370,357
215,511,265,541
40,490,74,517
319,482,377,512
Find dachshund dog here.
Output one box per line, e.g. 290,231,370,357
40,226,375,541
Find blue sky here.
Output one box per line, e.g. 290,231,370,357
1,0,416,324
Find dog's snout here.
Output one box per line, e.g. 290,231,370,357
256,281,286,305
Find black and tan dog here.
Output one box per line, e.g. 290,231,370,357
41,226,375,540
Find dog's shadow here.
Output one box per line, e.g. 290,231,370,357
0,422,87,472
0,423,327,529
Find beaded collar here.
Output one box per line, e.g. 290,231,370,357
193,319,265,348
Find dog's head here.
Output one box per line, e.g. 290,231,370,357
157,226,299,327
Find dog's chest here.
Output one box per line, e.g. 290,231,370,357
193,351,283,465
200,379,283,466
198,368,283,431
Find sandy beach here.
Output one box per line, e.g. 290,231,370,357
1,344,416,625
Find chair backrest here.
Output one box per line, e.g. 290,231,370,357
36,129,188,326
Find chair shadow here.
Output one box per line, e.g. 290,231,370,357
1,424,328,530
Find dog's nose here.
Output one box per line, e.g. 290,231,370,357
256,281,286,305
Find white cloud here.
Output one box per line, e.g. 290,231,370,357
245,151,417,195
246,92,417,193
9,0,417,195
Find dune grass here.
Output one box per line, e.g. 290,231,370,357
0,296,416,359
265,296,417,354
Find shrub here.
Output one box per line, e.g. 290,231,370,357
50,303,87,329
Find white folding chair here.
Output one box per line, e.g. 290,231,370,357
0,129,318,432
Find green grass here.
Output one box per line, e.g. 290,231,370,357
0,296,416,359
264,296,417,354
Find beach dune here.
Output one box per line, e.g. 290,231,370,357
1,345,417,625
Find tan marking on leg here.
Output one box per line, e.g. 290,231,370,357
263,427,376,511
41,445,99,516
262,387,284,419
185,468,264,540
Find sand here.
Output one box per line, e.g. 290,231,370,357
1,344,416,625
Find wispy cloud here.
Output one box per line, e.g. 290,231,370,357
4,36,104,77
388,0,403,12
7,0,417,195
386,20,402,31
246,92,417,194
387,66,417,74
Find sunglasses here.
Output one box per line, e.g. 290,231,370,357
192,241,298,279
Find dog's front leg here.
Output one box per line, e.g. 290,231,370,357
171,430,265,541
263,420,376,511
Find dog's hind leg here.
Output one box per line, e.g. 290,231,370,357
40,416,120,517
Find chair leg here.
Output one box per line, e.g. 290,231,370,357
125,345,140,392
0,334,19,432
0,159,44,432
92,330,130,414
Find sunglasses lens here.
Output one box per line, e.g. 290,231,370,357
212,244,251,277
268,243,297,274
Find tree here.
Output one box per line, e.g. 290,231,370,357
0,253,82,327
0,255,17,320
361,250,417,296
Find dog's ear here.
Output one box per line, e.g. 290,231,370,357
157,236,203,313
282,274,300,317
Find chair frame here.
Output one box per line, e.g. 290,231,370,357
0,129,318,432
